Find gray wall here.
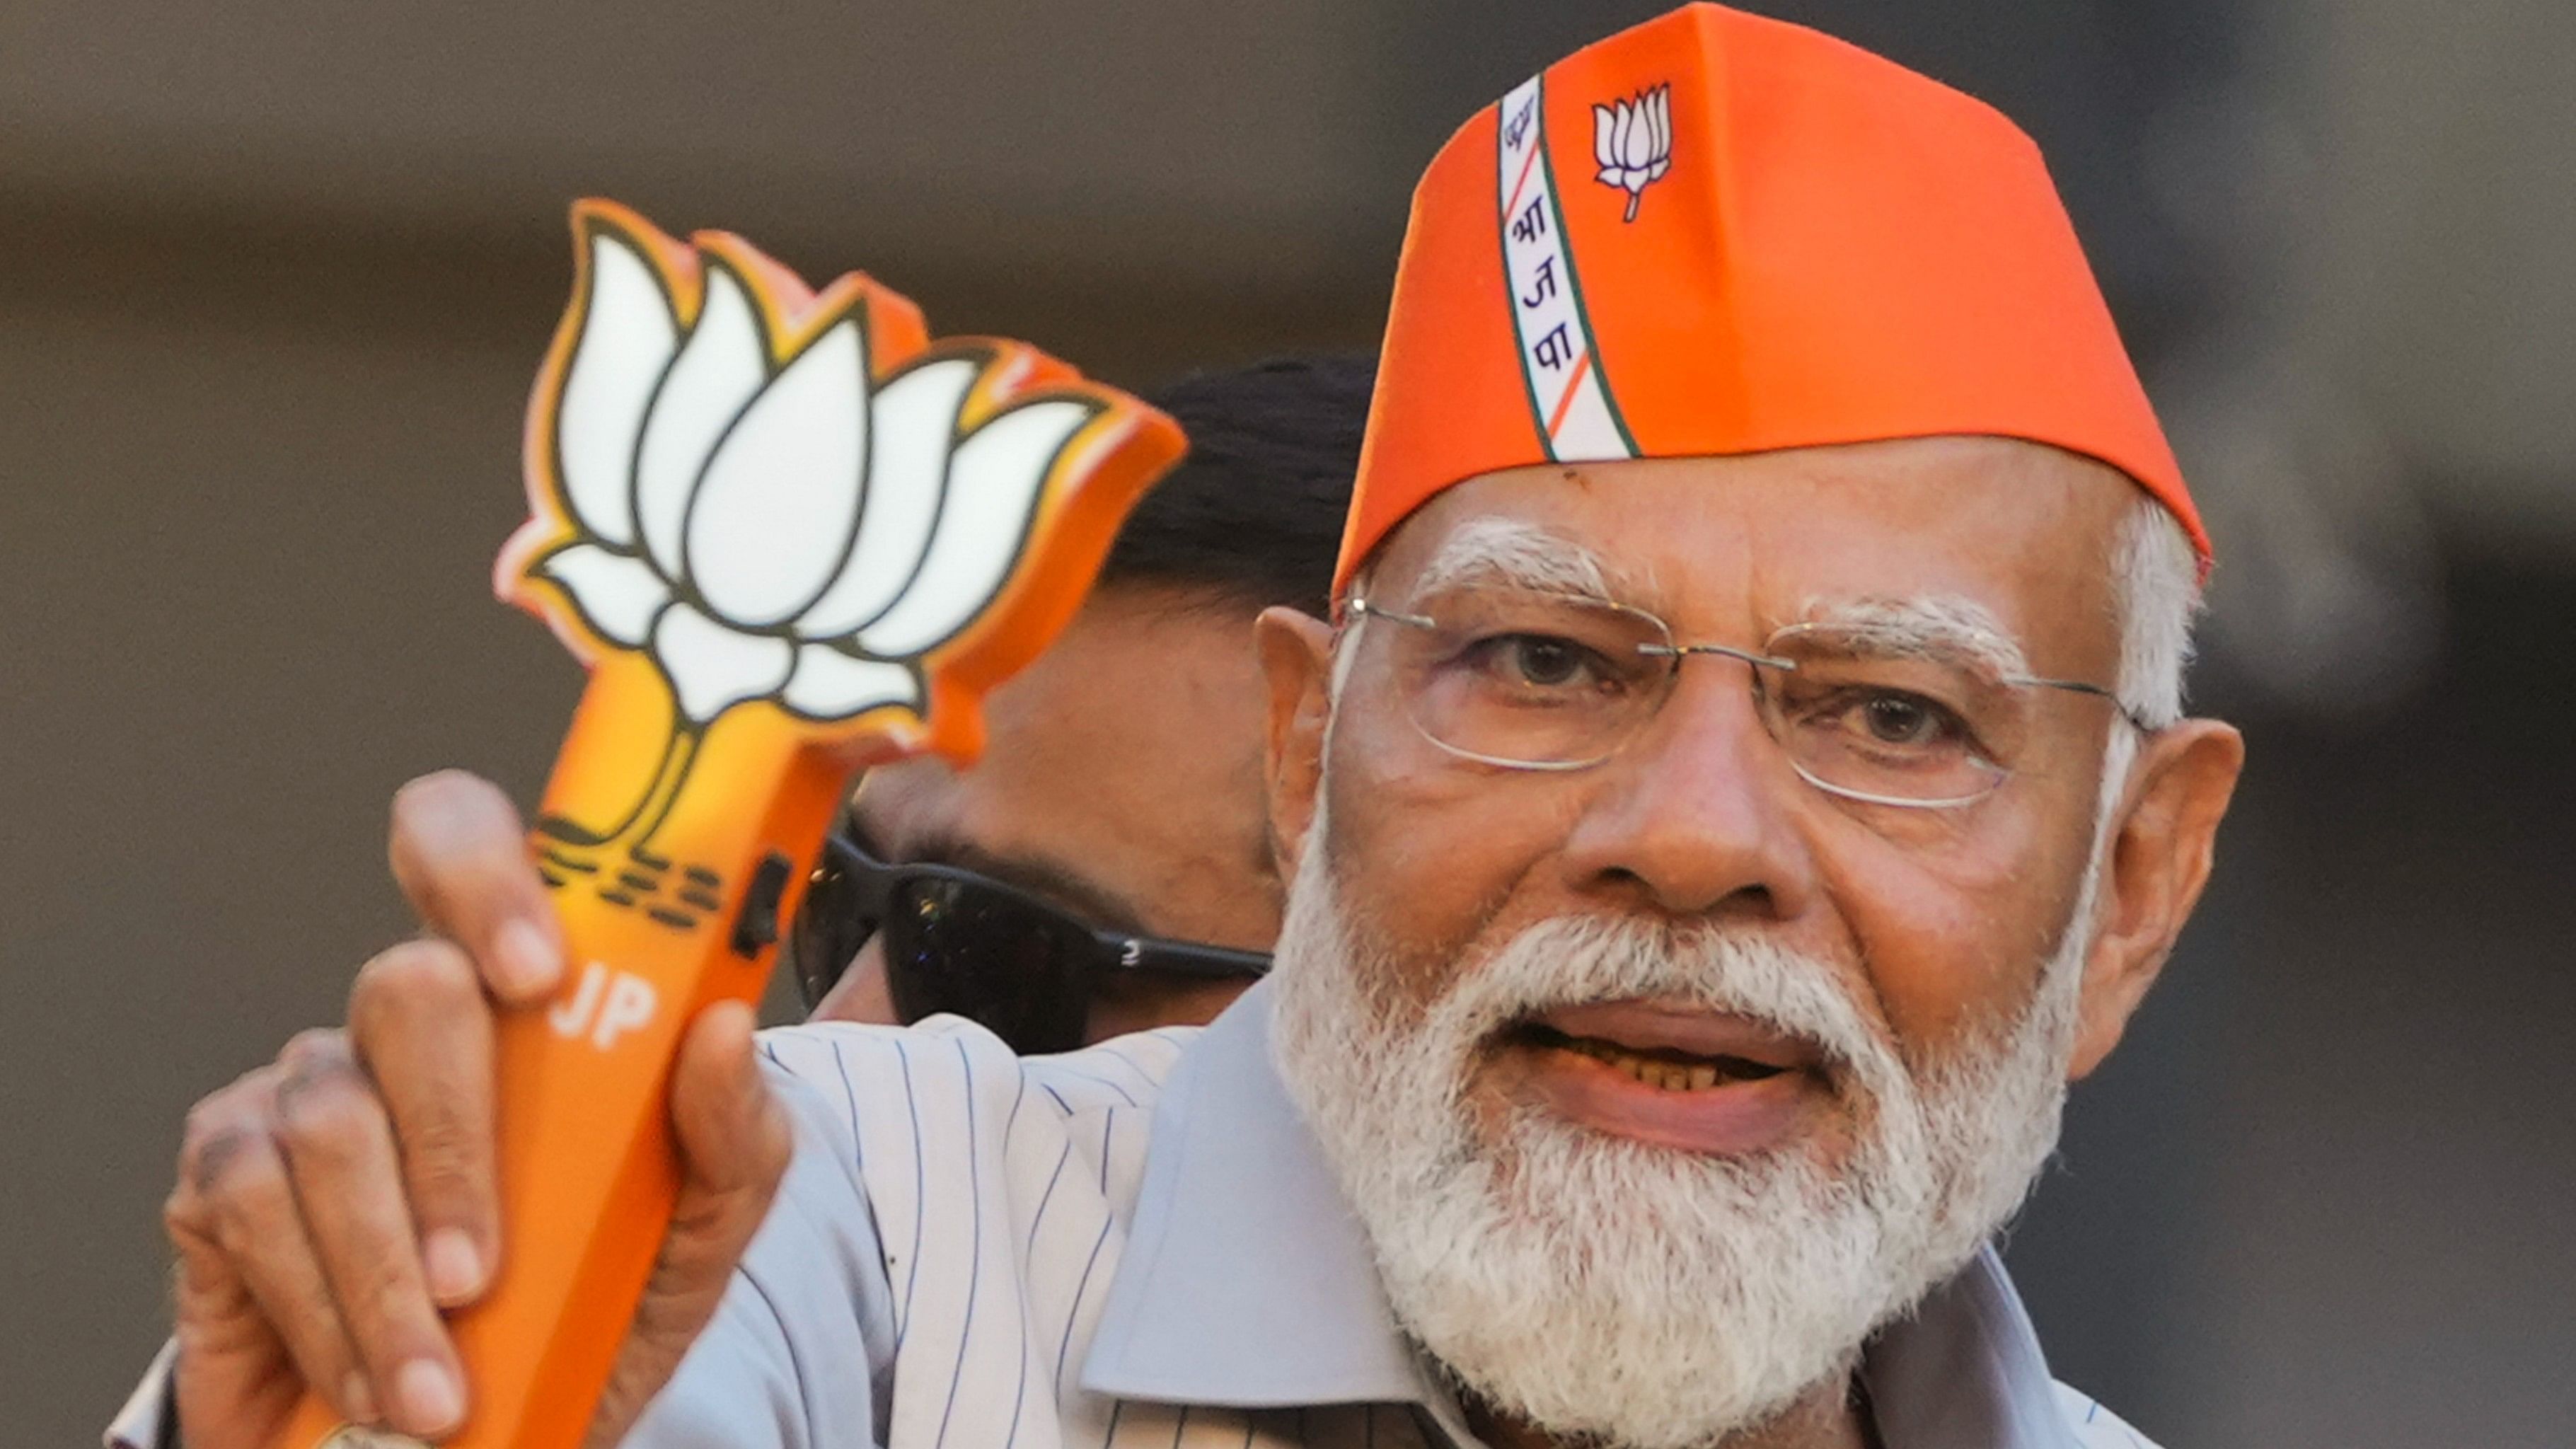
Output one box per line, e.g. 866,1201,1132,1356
4,3,2569,1445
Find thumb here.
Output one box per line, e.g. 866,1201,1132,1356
667,1000,794,1208
584,1001,793,1449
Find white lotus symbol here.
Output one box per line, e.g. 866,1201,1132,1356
533,227,1098,729
1593,83,1673,222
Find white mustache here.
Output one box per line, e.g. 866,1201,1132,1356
1407,913,1905,1105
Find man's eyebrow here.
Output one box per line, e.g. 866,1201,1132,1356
899,833,1146,935
1792,595,2033,677
1411,518,1619,601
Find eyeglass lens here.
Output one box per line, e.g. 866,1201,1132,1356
1377,586,2068,804
790,849,874,1012
878,877,1097,1053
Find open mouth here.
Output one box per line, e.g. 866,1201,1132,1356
1490,999,1834,1155
1513,1021,1794,1092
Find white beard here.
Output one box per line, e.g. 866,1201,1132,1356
1269,802,2106,1449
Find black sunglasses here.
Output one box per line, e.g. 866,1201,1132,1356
789,834,1271,1054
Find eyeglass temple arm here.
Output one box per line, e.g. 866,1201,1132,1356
1344,596,1429,629
1100,935,1273,978
2009,674,2154,733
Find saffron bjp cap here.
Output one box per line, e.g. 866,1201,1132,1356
1336,2,2209,595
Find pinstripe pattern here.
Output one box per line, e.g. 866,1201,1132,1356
758,1019,1434,1449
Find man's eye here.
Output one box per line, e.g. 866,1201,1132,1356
1851,691,1960,748
1461,633,1602,690
1508,635,1586,686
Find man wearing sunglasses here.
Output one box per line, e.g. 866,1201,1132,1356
791,356,1362,1051
796,836,1271,1053
133,9,2247,1449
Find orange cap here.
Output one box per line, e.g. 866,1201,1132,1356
1336,2,2207,596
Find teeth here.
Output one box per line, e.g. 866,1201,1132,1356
1559,1037,1748,1092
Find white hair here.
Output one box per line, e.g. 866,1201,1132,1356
1411,515,1615,599
2110,493,2202,731
1792,594,2033,678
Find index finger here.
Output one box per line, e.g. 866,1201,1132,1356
388,770,564,1004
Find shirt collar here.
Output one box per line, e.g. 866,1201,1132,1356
1082,978,1433,1408
1861,1244,2086,1449
1082,980,2086,1449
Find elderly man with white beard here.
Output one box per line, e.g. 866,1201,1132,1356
118,7,2244,1449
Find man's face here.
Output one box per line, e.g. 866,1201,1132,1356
1324,439,2128,1133
817,583,1281,1040
1261,438,2240,1445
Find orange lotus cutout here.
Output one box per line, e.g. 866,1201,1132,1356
273,200,1181,1449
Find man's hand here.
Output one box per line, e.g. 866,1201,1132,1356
161,770,795,1449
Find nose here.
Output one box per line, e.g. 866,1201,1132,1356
1553,656,1818,923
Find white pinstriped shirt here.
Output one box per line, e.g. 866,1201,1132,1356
109,981,2163,1449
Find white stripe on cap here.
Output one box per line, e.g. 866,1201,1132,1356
1495,75,1634,463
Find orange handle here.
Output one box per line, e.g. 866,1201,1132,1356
268,198,1182,1449
275,659,859,1449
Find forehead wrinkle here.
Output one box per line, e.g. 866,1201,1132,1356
1792,594,2033,676
1409,517,1619,601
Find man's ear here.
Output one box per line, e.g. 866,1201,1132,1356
1255,606,1336,878
2067,718,2245,1078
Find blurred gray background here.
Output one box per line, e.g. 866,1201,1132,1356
4,1,2570,1444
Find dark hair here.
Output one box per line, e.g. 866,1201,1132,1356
1097,352,1373,620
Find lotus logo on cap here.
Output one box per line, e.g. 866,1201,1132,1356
1593,83,1673,221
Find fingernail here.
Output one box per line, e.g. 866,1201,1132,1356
492,918,561,995
341,1370,379,1424
396,1358,465,1436
424,1228,485,1304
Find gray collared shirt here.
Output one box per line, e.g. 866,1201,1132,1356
109,982,2160,1449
